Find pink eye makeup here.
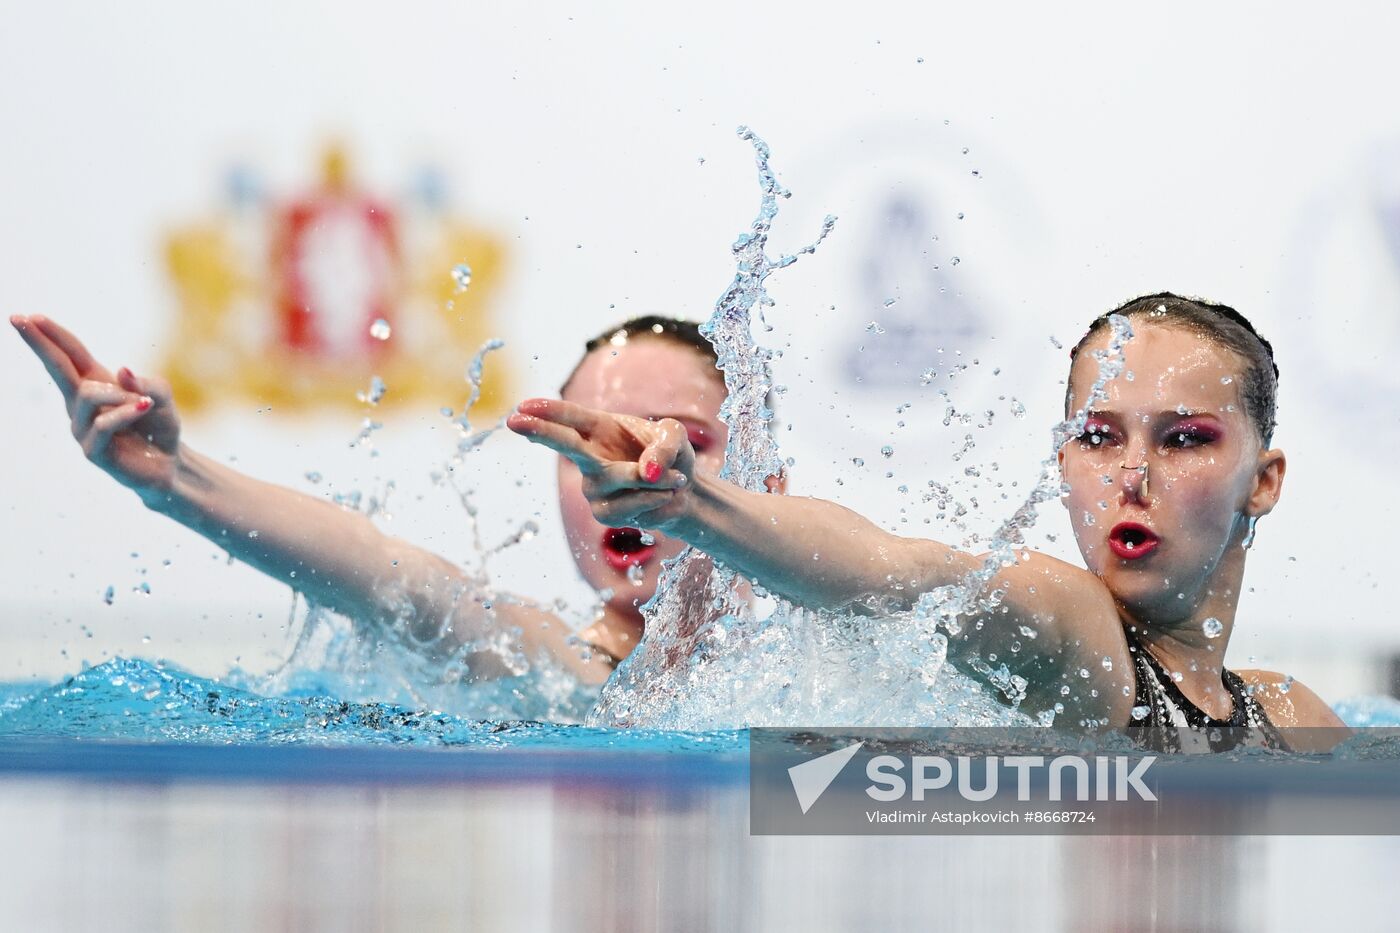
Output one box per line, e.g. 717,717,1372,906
1078,419,1117,448
1163,419,1222,449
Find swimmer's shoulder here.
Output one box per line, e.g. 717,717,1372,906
972,547,1133,719
985,548,1123,639
494,601,616,687
1234,668,1348,731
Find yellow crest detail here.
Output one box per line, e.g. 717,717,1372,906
162,146,510,417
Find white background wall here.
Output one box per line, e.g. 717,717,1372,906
2,2,1397,700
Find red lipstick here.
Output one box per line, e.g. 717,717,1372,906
601,527,657,571
1108,522,1160,560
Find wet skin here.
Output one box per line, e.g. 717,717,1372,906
11,314,729,686
513,319,1346,732
554,338,728,663
1060,322,1338,726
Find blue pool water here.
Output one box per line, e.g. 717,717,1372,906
1,656,1397,755
0,657,748,754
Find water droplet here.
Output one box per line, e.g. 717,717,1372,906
639,532,656,546
1278,675,1293,695
1060,685,1071,695
950,256,961,265
1101,656,1113,671
304,471,323,484
882,297,898,308
1009,398,1026,418
358,375,387,405
1049,336,1063,349
102,585,114,605
866,320,886,334
1081,511,1096,526
919,368,937,386
1078,667,1090,679
851,457,865,467
880,445,894,459
1202,617,1223,638
1131,705,1151,721
369,318,392,341
248,530,260,539
1220,376,1233,385
451,263,473,291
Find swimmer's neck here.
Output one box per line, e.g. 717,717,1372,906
1115,545,1247,663
1120,604,1240,718
579,604,643,667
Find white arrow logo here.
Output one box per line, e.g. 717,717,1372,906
787,741,865,814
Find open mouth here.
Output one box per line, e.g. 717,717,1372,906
601,527,657,571
1108,522,1161,561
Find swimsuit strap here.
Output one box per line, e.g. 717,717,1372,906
1125,629,1289,751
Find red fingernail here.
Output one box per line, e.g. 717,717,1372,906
135,396,152,412
643,461,662,483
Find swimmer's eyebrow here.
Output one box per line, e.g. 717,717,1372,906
1084,408,1221,422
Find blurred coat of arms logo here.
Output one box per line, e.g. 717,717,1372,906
162,144,508,415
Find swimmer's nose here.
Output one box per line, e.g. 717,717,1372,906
1118,440,1154,506
1119,459,1152,506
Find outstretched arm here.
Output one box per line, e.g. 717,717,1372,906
509,397,1134,719
12,314,442,622
13,317,610,683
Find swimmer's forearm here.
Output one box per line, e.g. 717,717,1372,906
669,476,977,610
147,448,601,681
145,445,432,621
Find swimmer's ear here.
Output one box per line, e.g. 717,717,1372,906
763,466,789,495
1246,448,1286,517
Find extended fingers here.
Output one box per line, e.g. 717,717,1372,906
11,315,82,397
507,411,596,465
31,316,104,380
515,398,605,434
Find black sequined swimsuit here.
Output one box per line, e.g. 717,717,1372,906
1126,631,1288,752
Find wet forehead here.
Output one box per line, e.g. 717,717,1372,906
562,340,725,419
1071,323,1245,414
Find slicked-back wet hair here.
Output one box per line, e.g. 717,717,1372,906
1066,292,1280,446
560,315,719,396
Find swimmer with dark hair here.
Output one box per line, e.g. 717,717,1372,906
11,313,745,686
510,293,1347,745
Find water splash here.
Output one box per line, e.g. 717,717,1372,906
0,658,620,743
589,129,1137,730
587,128,839,728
